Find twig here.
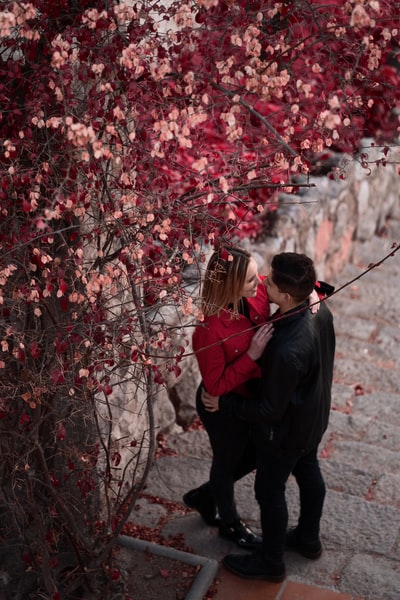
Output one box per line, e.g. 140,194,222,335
185,241,400,356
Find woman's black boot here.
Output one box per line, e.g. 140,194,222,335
219,519,262,549
183,484,220,526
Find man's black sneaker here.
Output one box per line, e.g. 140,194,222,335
219,519,262,550
223,551,285,582
285,527,322,559
182,487,220,527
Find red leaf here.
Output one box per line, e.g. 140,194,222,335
153,371,165,384
51,369,65,384
22,199,31,213
59,296,69,311
29,341,41,359
111,451,121,466
19,413,31,427
50,474,60,488
49,557,59,568
159,569,170,578
57,424,66,441
59,279,68,294
110,568,121,581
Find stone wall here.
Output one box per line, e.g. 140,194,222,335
241,141,399,281
107,141,399,461
164,140,400,431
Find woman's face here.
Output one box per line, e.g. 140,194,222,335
240,257,260,298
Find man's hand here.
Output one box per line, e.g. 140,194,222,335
308,289,321,314
201,388,220,412
247,322,274,361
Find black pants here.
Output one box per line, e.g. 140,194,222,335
196,385,257,523
255,446,326,563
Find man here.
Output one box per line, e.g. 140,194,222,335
203,252,335,581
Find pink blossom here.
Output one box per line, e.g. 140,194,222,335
0,11,16,37
350,6,372,28
174,4,194,28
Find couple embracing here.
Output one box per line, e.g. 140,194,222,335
183,248,335,582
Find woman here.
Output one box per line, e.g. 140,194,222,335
183,246,275,549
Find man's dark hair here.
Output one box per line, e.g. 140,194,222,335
271,252,316,302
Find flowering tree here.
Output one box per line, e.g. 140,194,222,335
0,0,399,597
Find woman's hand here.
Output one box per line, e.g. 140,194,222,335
201,388,220,412
247,322,274,361
308,289,321,314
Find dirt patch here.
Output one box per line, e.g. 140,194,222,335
119,546,218,600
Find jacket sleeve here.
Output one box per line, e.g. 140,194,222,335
193,323,260,396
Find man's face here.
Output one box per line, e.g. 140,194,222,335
264,269,284,305
240,258,260,298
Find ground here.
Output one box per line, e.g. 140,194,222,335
120,546,214,600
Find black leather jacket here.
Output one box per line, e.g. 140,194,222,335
219,301,336,456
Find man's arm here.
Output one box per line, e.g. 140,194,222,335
217,348,299,423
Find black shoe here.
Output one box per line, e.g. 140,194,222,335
219,519,262,550
223,551,285,582
285,527,322,559
182,488,221,527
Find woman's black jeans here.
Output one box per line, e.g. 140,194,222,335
196,384,257,524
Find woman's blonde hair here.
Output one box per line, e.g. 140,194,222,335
201,246,251,317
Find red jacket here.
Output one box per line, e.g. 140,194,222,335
192,279,270,397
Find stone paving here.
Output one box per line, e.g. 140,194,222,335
129,219,400,600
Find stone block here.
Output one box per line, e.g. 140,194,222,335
128,497,168,528
353,392,400,426
333,315,377,341
144,455,212,502
330,383,356,411
328,440,400,477
373,472,400,508
326,410,370,441
341,554,400,600
364,420,400,452
166,429,212,460
333,357,400,395
321,459,372,497
322,490,400,554
284,550,350,592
